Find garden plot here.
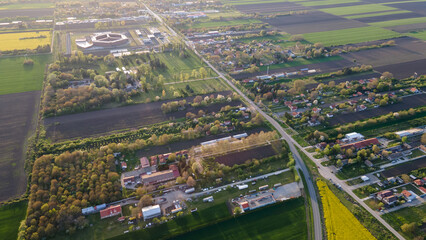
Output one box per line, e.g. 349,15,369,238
375,58,426,79
263,11,367,34
233,2,309,14
340,37,426,67
329,93,426,126
214,145,278,166
381,157,426,178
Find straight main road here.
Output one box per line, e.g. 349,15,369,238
144,5,323,240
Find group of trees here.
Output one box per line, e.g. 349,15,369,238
19,149,122,239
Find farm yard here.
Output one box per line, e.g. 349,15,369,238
328,93,426,126
0,55,51,95
0,31,51,51
0,91,40,201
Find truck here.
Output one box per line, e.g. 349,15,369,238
185,187,195,194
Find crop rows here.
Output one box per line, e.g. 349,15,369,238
0,31,51,51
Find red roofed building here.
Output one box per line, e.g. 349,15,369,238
240,201,249,211
150,156,157,166
140,157,150,168
121,162,127,170
419,187,426,194
100,205,122,219
414,179,424,186
341,138,379,150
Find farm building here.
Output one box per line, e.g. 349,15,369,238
236,192,276,211
142,205,161,221
100,205,122,219
376,190,393,201
140,157,150,168
141,165,180,185
340,138,379,151
395,128,424,138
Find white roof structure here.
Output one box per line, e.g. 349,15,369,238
141,205,161,220
345,132,364,140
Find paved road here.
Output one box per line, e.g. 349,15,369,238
144,5,323,239
66,32,71,55
146,5,406,240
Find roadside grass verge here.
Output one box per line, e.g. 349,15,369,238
303,26,401,46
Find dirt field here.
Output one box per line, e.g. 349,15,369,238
387,22,426,33
214,144,277,166
263,11,367,34
329,93,426,126
136,127,269,160
44,92,243,141
388,2,426,15
232,58,353,80
0,8,53,18
375,58,426,79
341,37,426,68
233,2,309,14
354,12,424,23
381,157,426,178
0,91,40,201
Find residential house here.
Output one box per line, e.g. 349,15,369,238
341,138,379,151
121,162,127,170
377,190,393,201
100,205,122,219
414,179,424,186
401,190,417,202
383,195,398,205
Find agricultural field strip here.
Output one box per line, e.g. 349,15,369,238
319,4,399,16
0,3,54,9
299,0,361,7
190,19,262,29
369,17,426,27
302,26,400,46
223,0,304,6
0,31,51,51
344,10,412,19
407,31,426,40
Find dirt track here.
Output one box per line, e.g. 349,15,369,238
329,93,426,126
0,91,40,201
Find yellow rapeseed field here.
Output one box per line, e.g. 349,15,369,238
0,31,51,51
317,180,376,240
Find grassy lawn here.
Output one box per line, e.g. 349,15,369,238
173,198,307,240
370,17,426,27
0,200,28,240
303,26,401,46
206,11,244,19
0,54,51,95
407,30,426,41
393,183,423,196
345,10,411,19
320,4,398,16
382,204,426,240
336,162,377,180
347,177,363,186
189,19,262,29
293,135,310,147
409,149,425,159
0,3,54,9
259,55,342,71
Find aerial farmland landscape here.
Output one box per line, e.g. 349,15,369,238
0,0,425,240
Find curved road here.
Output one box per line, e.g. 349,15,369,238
146,4,405,240
144,4,323,240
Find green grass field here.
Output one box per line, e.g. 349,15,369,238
189,19,262,29
345,10,412,19
0,3,54,9
407,30,426,41
0,200,28,240
173,198,307,240
320,4,398,16
0,55,51,95
303,26,400,46
382,204,426,239
370,17,426,27
259,55,343,71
